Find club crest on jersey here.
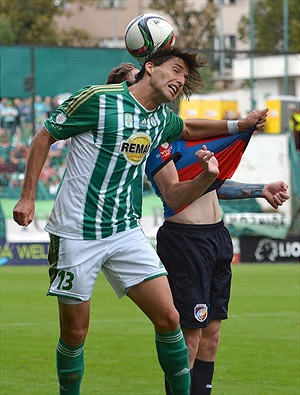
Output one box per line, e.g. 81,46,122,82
55,112,67,124
124,113,133,128
194,304,208,322
149,115,157,127
120,132,152,165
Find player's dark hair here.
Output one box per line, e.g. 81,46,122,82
135,47,207,99
106,62,137,84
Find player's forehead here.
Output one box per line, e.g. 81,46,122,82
166,57,189,75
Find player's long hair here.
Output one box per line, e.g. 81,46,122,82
135,47,207,99
106,63,137,84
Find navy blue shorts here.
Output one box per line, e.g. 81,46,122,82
157,220,233,328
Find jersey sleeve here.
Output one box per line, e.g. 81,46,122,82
146,142,181,179
145,142,182,219
157,108,184,145
44,86,100,140
146,128,256,219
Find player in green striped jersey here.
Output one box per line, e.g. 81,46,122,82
13,47,268,395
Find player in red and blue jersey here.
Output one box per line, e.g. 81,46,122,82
145,132,289,395
146,127,255,218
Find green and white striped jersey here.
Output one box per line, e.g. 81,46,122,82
44,82,184,239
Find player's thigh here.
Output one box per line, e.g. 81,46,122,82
127,275,179,332
209,228,233,320
48,234,107,302
102,227,167,298
157,223,212,327
201,319,221,340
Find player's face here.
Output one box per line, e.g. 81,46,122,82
148,57,189,102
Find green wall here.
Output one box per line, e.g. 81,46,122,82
0,46,138,98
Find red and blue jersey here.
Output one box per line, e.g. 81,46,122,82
145,127,255,218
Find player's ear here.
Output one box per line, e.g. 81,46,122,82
145,62,155,75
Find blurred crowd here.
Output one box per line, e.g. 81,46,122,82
0,95,70,198
0,95,153,199
2,94,299,200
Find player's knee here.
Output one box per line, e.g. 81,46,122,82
61,327,87,347
201,333,220,358
155,307,180,333
208,333,220,353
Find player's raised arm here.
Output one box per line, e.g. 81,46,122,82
180,108,269,140
217,179,289,209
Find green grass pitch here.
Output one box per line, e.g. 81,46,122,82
0,264,299,395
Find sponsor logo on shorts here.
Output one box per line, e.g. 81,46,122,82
194,303,208,322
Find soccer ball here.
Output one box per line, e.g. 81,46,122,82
125,13,175,62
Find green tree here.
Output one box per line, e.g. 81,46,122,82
148,0,218,50
148,0,218,92
0,0,96,46
238,0,300,53
0,14,16,44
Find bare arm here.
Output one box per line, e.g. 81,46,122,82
13,126,57,226
153,146,219,211
217,179,289,209
179,108,268,140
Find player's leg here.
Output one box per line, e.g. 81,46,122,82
127,277,190,395
56,300,90,395
47,235,103,395
191,320,221,395
102,227,190,394
191,222,233,395
157,221,214,395
196,320,221,361
164,326,202,394
182,327,202,368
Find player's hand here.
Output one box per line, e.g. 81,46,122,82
195,145,219,177
238,108,268,132
262,180,290,209
13,198,35,227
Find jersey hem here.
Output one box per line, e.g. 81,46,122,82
45,223,141,240
144,272,168,282
46,291,83,302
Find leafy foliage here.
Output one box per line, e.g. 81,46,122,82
148,0,218,91
237,0,300,53
0,14,16,44
148,0,218,50
0,0,95,46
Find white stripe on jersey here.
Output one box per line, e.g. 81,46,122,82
110,95,131,236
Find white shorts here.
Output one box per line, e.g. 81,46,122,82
47,226,167,302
